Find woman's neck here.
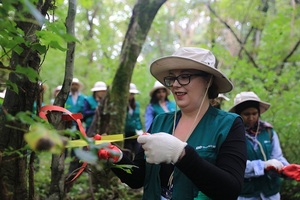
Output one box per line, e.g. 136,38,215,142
174,102,209,141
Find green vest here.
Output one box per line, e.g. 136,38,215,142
240,128,282,198
143,106,239,200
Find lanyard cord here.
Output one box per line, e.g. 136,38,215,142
245,122,267,161
168,75,213,190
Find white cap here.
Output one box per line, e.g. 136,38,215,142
55,85,62,91
129,83,140,94
217,94,230,101
0,89,6,99
91,81,107,92
72,78,83,87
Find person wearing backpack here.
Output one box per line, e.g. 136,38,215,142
229,91,289,200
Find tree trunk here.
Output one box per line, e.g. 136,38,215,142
89,0,166,196
48,0,77,199
0,1,53,199
107,0,166,137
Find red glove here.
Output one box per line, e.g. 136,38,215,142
98,143,123,163
281,164,300,181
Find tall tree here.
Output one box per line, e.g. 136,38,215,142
106,0,166,137
0,1,55,199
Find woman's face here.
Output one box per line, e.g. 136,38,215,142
240,107,259,128
129,93,135,100
167,69,209,110
95,90,107,100
155,88,167,101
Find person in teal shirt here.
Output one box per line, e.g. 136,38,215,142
65,78,86,117
83,81,107,133
64,77,86,183
145,81,176,131
124,83,143,159
97,47,247,200
229,91,289,200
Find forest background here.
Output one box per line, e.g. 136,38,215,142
0,0,300,199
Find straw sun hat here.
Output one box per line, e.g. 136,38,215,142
91,81,107,92
150,47,233,93
149,81,170,97
72,77,83,88
229,91,270,114
129,83,140,94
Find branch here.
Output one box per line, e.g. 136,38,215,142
206,3,259,68
276,39,300,76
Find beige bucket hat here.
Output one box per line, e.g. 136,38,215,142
129,83,140,94
72,77,83,88
91,81,107,92
229,91,270,114
149,81,170,97
150,47,233,93
217,93,230,101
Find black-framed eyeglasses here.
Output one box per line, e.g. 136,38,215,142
164,73,208,87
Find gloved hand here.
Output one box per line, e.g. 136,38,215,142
281,164,300,181
98,143,123,163
264,159,284,171
137,132,187,164
135,129,144,136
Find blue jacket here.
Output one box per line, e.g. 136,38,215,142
145,101,176,131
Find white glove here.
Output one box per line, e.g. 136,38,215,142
135,129,144,136
137,132,187,164
264,159,284,171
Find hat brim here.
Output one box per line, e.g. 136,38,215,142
149,86,171,97
129,89,140,94
229,100,270,114
91,87,107,92
150,56,233,93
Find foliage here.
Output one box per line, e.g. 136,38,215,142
1,0,300,199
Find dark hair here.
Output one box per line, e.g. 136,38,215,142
150,88,169,104
208,81,218,99
235,101,260,115
128,96,136,110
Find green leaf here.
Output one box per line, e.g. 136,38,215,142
31,43,47,54
111,164,139,174
16,111,36,125
15,65,40,82
6,80,19,94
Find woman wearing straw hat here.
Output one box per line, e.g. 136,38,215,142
124,83,143,159
145,81,176,131
83,81,107,132
210,93,230,109
97,47,247,199
229,91,289,200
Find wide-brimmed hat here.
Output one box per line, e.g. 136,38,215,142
150,47,233,93
229,91,270,114
149,81,170,97
217,93,230,101
72,78,83,88
55,85,62,91
129,83,140,94
91,81,107,92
